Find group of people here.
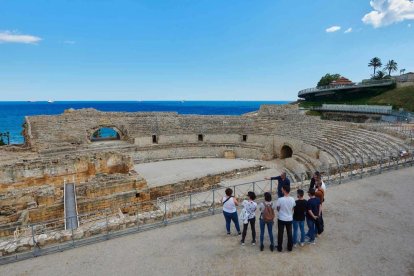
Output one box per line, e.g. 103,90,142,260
221,171,325,252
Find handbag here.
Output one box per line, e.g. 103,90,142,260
239,208,249,224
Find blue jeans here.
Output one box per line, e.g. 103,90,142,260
293,220,305,244
223,211,240,234
306,217,316,241
259,219,274,246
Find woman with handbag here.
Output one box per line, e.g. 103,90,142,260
221,188,241,235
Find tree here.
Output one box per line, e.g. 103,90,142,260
368,57,382,75
385,60,398,76
317,73,341,87
372,70,386,80
0,137,5,146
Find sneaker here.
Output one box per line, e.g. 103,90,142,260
238,232,242,235
252,242,256,246
270,245,274,252
260,245,264,251
293,243,298,248
307,240,316,245
227,232,231,235
300,243,305,247
241,240,245,246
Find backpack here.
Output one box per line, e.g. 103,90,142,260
262,202,275,222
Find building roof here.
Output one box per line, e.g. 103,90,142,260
330,77,354,86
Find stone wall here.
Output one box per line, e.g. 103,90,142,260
0,152,144,236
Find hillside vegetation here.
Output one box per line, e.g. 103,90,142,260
367,85,414,112
300,85,414,112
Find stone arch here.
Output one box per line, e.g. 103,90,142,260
280,145,293,159
89,126,124,142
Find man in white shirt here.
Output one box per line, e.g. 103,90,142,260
276,185,296,252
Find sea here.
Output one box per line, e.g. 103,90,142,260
0,101,289,144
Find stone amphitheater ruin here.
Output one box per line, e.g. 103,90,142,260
0,104,412,258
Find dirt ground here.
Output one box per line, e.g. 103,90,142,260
1,167,413,276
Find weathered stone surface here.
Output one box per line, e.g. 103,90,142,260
0,104,411,243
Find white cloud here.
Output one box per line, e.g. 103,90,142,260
344,27,353,33
326,26,341,33
0,30,41,44
362,0,414,28
63,40,76,44
409,23,412,27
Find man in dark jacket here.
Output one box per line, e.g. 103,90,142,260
265,172,290,198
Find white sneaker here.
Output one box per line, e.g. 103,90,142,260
300,243,305,247
252,242,256,246
293,243,298,248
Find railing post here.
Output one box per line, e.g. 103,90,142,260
31,224,38,257
270,180,273,193
388,153,391,168
71,222,75,247
379,153,383,174
212,189,215,215
189,194,192,219
164,201,167,225
395,152,399,170
339,165,342,184
360,158,364,179
136,204,140,230
105,212,109,240
327,165,331,185
252,182,255,193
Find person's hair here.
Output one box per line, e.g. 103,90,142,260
308,188,315,196
314,171,320,177
264,192,272,202
282,185,290,194
225,188,233,196
247,191,256,200
297,189,304,197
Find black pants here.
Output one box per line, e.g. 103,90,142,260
241,217,256,243
277,219,293,251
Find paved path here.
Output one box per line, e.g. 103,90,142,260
134,158,266,187
2,167,413,276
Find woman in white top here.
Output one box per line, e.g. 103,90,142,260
241,191,257,245
221,188,241,235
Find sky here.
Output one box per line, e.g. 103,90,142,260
1,0,414,101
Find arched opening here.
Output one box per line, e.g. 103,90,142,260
280,145,293,159
91,127,121,142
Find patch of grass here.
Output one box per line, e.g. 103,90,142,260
368,85,414,112
299,85,414,112
305,110,322,116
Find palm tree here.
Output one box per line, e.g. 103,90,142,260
368,57,382,75
385,60,398,76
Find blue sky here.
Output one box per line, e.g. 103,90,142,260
1,0,413,101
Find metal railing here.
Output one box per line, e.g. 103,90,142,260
1,149,413,265
298,79,395,97
310,104,393,115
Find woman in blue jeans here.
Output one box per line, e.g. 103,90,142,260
258,192,276,251
221,188,241,235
